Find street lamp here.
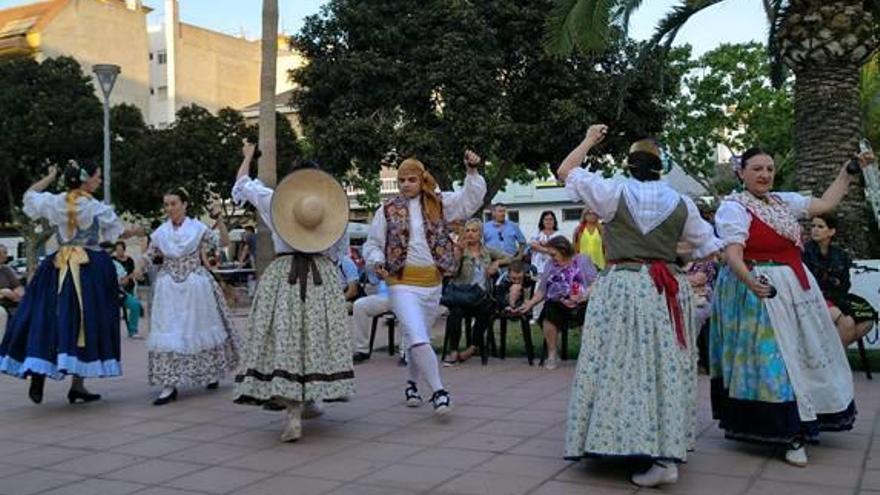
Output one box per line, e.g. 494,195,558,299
92,64,121,204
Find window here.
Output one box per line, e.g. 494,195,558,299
149,87,154,95
157,50,167,65
157,86,168,99
149,52,153,61
484,210,520,222
562,208,582,222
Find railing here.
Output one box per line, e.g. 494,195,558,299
345,178,398,197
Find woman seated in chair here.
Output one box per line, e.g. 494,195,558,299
515,236,597,370
442,218,510,366
803,213,877,346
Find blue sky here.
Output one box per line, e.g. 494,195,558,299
0,0,767,55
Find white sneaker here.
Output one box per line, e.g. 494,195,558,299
785,445,808,467
404,381,423,407
301,400,324,419
544,356,559,370
280,408,302,442
631,462,678,487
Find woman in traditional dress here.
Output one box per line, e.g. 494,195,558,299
146,188,239,405
557,125,722,487
0,162,139,404
363,151,486,415
710,147,867,467
231,143,354,442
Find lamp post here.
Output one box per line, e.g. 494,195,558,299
92,64,121,204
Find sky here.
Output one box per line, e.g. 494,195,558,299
0,0,768,56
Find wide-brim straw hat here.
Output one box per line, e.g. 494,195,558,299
270,169,349,253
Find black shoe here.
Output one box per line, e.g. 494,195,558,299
206,382,219,390
262,400,285,411
430,389,452,415
153,388,178,406
404,381,423,407
352,352,370,365
28,374,45,404
67,389,102,404
397,356,408,367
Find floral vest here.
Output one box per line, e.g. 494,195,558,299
383,195,456,276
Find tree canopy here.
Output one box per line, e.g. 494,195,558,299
663,43,795,196
292,0,689,206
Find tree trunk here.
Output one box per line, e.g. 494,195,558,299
779,0,878,258
793,66,875,257
256,0,278,274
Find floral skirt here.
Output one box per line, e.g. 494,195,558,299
233,255,354,405
565,266,697,462
147,271,239,387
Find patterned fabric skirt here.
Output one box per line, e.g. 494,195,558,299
709,265,856,445
0,250,121,379
147,270,239,387
565,266,697,462
233,255,354,405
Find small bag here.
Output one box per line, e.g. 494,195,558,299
441,283,487,308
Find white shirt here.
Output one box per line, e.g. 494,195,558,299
22,190,124,244
715,192,810,248
232,175,347,261
565,167,721,259
363,169,487,266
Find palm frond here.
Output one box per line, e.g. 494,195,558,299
544,0,620,56
647,0,725,50
618,0,646,37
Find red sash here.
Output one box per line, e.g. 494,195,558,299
744,215,810,290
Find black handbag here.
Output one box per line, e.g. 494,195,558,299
441,283,487,308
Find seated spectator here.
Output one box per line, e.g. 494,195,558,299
101,241,142,339
443,218,511,365
495,260,529,314
0,245,24,334
515,236,597,370
351,270,391,364
339,254,361,303
112,241,143,339
804,214,877,346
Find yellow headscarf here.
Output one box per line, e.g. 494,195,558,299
398,158,442,222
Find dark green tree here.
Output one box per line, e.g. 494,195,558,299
664,43,795,196
292,0,688,208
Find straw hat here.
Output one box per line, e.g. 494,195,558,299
270,169,349,253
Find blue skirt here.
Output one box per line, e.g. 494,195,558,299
0,249,121,379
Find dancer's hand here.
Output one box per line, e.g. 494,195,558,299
747,277,773,298
464,149,481,168
242,140,256,159
584,124,608,147
47,164,59,180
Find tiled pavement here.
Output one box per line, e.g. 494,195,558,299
0,311,878,495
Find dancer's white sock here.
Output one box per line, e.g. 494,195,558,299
410,343,444,392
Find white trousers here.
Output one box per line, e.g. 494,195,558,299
352,294,391,354
389,284,442,348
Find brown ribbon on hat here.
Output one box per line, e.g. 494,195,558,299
278,252,323,301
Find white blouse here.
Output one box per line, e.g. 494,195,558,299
150,217,215,259
22,190,124,244
565,167,721,259
715,192,810,248
363,169,487,266
231,175,347,261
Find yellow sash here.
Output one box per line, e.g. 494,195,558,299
387,265,442,287
54,246,89,348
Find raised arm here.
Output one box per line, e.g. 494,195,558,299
441,150,487,222
556,125,607,182
28,165,58,192
807,150,872,216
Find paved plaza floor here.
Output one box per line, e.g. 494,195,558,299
0,312,877,495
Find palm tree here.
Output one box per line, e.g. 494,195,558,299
546,0,879,256
256,0,278,272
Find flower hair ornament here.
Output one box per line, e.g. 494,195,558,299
729,155,743,175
